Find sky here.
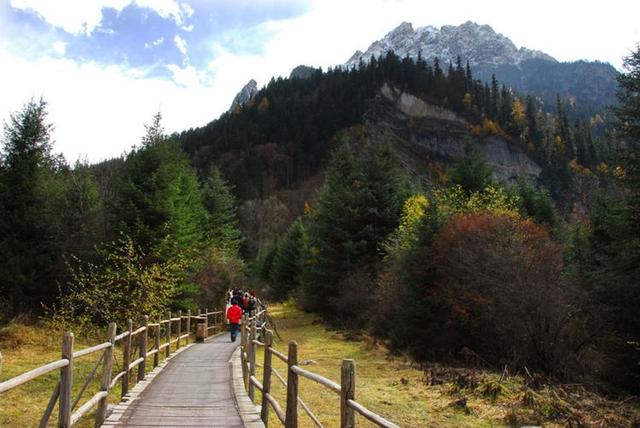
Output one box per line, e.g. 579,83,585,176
1,0,639,163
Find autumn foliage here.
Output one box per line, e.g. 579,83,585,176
384,213,586,375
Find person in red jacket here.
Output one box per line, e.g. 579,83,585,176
226,301,243,342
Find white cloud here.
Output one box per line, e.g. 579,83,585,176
10,0,194,35
174,34,187,56
3,0,640,164
52,41,66,55
166,63,202,88
10,0,130,35
144,37,164,48
0,49,219,163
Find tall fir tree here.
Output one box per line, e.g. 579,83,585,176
202,167,244,258
0,99,63,314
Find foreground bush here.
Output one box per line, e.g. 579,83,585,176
382,213,588,377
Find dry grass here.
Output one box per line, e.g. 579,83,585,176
0,319,184,427
251,302,640,428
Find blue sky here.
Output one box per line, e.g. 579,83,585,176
0,0,639,162
1,1,309,82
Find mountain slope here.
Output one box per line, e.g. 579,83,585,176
346,21,617,114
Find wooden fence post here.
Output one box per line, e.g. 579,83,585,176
95,322,117,427
284,341,298,428
165,311,171,358
205,307,208,332
177,310,182,349
122,319,132,397
248,318,257,401
137,315,148,382
154,317,160,367
260,330,273,426
340,359,356,428
185,309,190,345
241,314,248,390
59,332,74,428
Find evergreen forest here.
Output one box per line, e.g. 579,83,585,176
1,45,639,396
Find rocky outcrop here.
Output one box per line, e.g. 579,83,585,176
289,65,317,80
367,84,541,185
228,79,258,112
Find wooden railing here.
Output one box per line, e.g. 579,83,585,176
0,307,224,427
240,308,401,428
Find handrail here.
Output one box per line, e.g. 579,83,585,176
72,341,111,359
131,326,146,336
291,365,341,394
1,305,224,427
264,393,285,423
270,348,288,363
114,331,130,342
0,359,69,393
70,391,107,425
347,399,400,428
239,304,402,428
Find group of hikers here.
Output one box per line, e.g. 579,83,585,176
225,288,259,342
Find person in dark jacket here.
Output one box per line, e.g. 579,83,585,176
226,301,243,342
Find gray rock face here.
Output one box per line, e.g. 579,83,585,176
345,21,554,69
369,84,541,185
290,65,317,80
228,79,258,112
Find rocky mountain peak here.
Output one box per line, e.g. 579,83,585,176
345,21,555,69
228,79,258,112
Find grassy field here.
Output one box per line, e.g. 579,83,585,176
1,305,639,427
252,302,640,428
0,319,188,427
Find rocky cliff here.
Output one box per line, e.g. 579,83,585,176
366,84,541,186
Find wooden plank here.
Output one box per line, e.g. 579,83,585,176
115,335,249,427
0,358,68,393
340,359,355,428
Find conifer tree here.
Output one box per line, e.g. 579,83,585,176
448,137,493,195
114,113,208,262
0,99,62,314
202,167,243,258
300,140,407,316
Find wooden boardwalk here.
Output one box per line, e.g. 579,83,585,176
104,334,254,427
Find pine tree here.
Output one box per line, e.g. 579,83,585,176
0,99,63,314
448,137,493,195
300,140,407,317
202,167,243,258
114,114,208,262
269,219,305,299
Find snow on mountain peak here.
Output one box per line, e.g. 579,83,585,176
345,21,556,69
